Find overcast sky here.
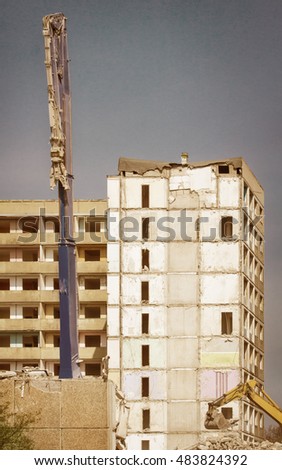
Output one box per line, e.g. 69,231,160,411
1,0,282,408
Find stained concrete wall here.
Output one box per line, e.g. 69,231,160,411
123,370,167,400
107,159,264,448
0,378,116,450
122,306,166,336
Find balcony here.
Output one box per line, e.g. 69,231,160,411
79,290,107,302
0,290,59,303
255,276,264,293
254,246,264,263
255,366,264,381
0,347,41,360
78,318,106,331
255,306,264,322
255,336,264,351
0,262,58,275
75,232,107,245
0,346,107,361
79,347,107,360
0,233,30,246
0,318,106,333
77,260,107,274
0,319,40,332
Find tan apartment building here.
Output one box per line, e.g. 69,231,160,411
107,156,264,449
0,199,107,377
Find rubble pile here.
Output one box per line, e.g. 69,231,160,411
191,433,282,450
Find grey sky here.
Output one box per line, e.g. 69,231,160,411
1,0,282,409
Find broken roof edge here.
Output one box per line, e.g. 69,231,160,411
118,156,244,175
118,157,172,175
117,156,264,203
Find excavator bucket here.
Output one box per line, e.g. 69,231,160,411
204,409,231,430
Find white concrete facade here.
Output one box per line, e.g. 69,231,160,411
107,157,264,449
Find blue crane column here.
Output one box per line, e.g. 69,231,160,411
43,13,81,378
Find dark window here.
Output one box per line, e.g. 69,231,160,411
221,312,233,335
221,407,233,419
0,336,10,347
0,249,10,261
142,249,150,270
218,165,230,174
23,307,38,319
142,314,149,334
142,345,149,366
85,278,100,290
142,218,150,240
142,377,149,397
141,440,150,450
0,363,10,371
23,278,38,290
142,409,150,430
85,363,100,376
0,220,10,233
142,185,149,208
53,278,59,290
53,306,60,319
221,217,233,239
22,249,38,261
141,282,149,302
85,306,101,318
53,335,60,347
19,217,39,233
0,307,10,319
54,364,60,376
85,335,100,347
23,335,38,347
0,279,10,290
86,219,101,233
85,250,100,261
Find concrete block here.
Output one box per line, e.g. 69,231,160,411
168,370,197,400
168,242,198,271
168,338,199,368
26,428,61,450
61,380,109,428
14,379,61,428
62,429,110,450
167,307,198,336
168,274,198,304
168,402,198,432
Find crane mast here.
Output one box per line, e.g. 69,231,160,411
42,13,81,378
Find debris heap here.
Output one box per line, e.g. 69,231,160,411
190,433,282,450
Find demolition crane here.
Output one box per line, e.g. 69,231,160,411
42,13,81,378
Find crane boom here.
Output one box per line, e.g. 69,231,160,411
205,380,282,429
43,13,81,378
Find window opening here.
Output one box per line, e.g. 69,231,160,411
221,312,233,335
142,345,149,366
142,185,149,208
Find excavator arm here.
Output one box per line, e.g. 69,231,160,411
205,380,282,429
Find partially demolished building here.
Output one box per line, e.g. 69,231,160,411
0,156,264,449
107,156,264,449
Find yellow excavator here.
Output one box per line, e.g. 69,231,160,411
205,379,282,429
